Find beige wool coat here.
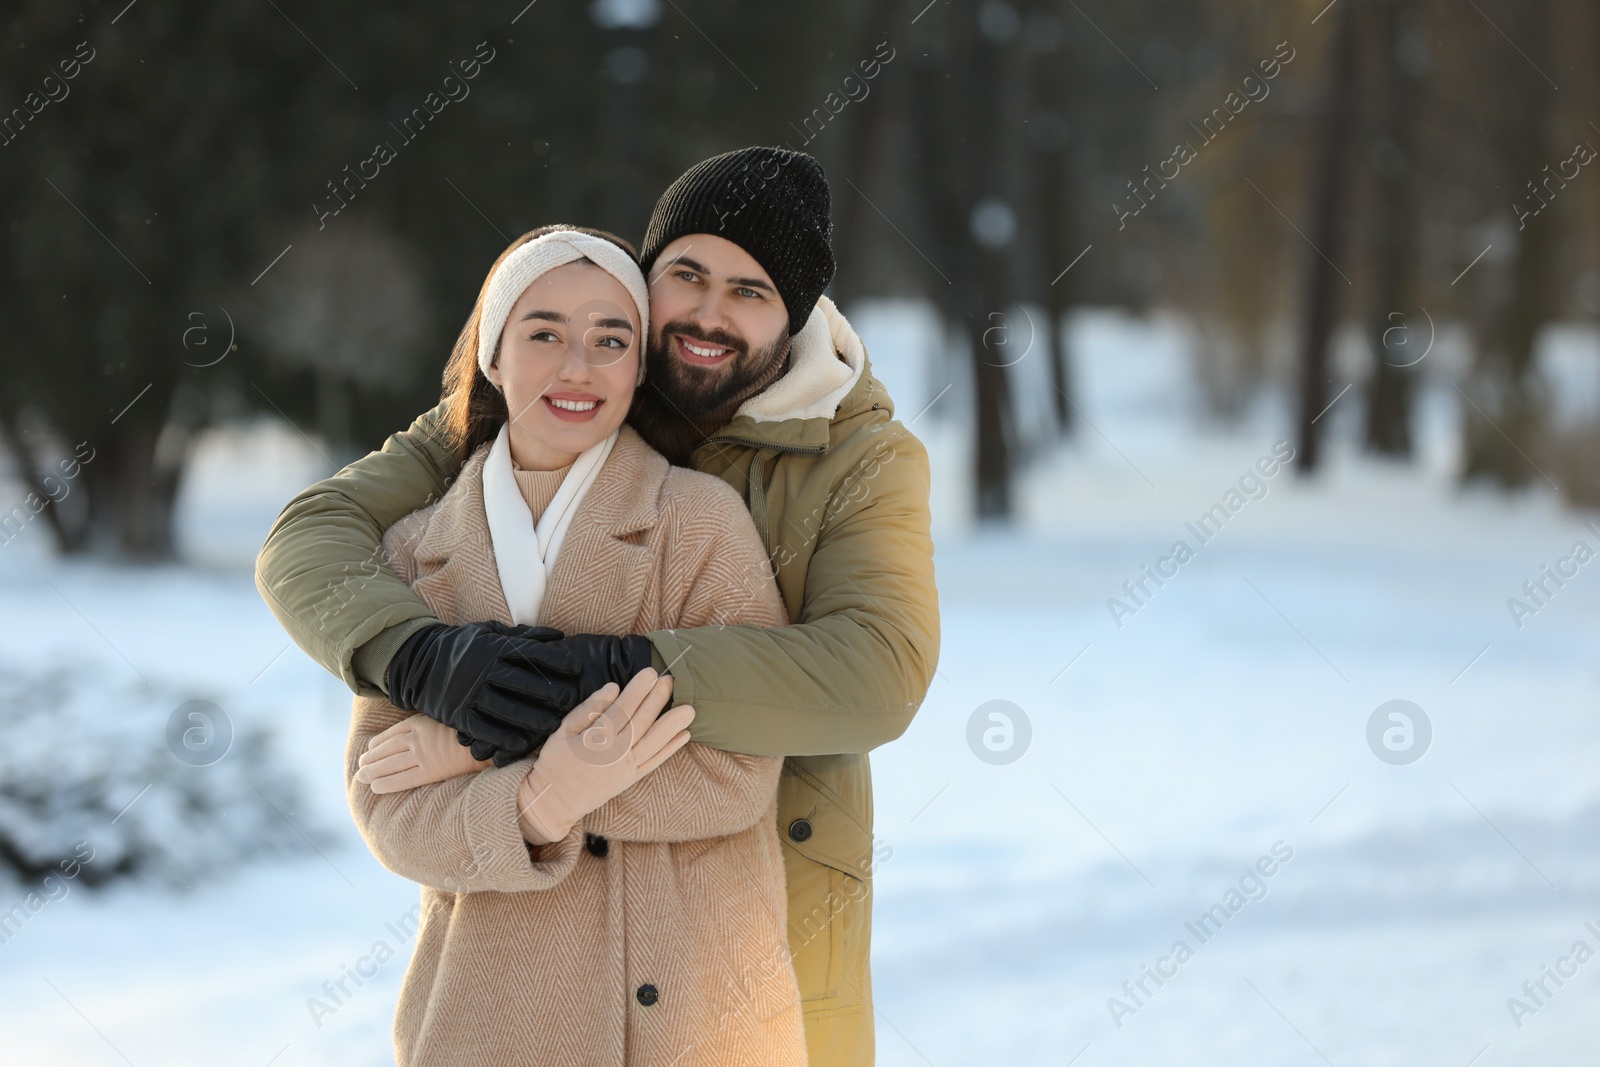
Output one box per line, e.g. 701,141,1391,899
344,424,807,1067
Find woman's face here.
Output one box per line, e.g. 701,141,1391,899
486,260,641,469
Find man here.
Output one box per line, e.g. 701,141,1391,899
255,146,938,1066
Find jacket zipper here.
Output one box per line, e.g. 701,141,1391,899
707,436,827,456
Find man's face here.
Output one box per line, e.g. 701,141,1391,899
644,233,790,418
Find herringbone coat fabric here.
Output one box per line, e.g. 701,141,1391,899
344,424,806,1067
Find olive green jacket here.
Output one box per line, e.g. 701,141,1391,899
254,296,939,1065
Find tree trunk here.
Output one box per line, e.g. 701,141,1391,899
1464,197,1558,486
1035,145,1078,436
1296,0,1361,475
824,0,898,309
907,18,1014,519
969,264,1016,518
1023,16,1077,436
77,409,189,561
962,9,1015,517
602,27,651,240
0,414,78,553
1461,2,1558,488
1364,0,1425,456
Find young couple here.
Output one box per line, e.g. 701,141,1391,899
255,147,939,1066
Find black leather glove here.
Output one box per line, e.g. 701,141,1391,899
384,621,581,767
555,633,659,706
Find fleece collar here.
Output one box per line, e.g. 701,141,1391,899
733,295,865,425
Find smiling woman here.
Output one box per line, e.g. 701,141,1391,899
484,262,641,470
438,224,648,470
325,221,808,1065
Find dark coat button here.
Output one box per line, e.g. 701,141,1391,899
585,832,609,857
636,983,659,1006
788,818,813,843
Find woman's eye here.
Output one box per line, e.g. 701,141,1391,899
594,335,627,349
529,330,559,343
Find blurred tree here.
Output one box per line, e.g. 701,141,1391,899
1458,0,1560,489
1295,0,1360,474
819,0,899,310
590,0,661,241
1,0,844,556
0,3,323,557
1362,0,1426,456
250,223,434,462
12,0,1600,557
909,1,1021,519
1175,0,1303,425
1021,4,1078,434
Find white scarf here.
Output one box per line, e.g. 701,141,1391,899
480,422,617,625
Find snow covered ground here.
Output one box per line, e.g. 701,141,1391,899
2,305,1597,1065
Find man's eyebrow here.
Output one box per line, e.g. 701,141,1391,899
518,309,567,323
665,255,708,275
656,252,774,293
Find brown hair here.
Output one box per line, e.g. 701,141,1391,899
438,224,641,466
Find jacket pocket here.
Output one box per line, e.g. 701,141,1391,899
778,761,873,1010
779,758,873,879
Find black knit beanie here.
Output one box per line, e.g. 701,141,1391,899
639,147,836,337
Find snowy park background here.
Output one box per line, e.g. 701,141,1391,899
2,303,1597,1066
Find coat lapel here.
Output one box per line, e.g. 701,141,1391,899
409,446,515,626
405,426,669,635
539,426,666,635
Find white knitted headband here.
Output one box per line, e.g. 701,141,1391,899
476,230,650,384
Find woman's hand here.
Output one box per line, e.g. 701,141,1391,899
357,713,494,794
516,668,694,844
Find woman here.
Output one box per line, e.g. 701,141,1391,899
341,225,806,1066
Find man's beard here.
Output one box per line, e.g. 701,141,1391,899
627,318,790,465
